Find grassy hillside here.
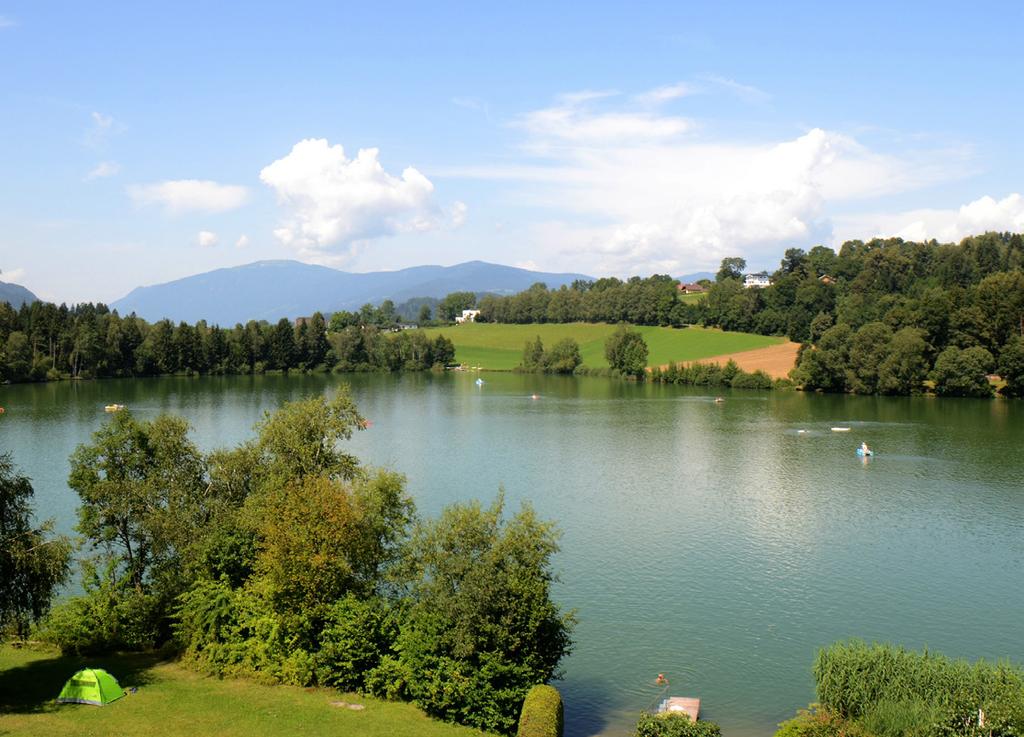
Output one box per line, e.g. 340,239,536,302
0,645,491,737
422,323,783,370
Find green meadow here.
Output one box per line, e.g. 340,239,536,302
422,323,783,370
0,645,491,737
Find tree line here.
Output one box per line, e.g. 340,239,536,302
462,231,1024,397
0,301,456,383
2,391,573,735
696,233,1024,397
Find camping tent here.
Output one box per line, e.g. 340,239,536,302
57,668,124,706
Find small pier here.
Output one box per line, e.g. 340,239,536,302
658,696,701,722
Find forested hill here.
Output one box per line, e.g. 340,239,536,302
111,259,591,324
472,231,1024,397
0,280,38,308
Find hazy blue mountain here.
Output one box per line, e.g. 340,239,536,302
0,280,38,308
676,271,715,283
111,260,592,325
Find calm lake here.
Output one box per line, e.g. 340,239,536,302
2,373,1023,736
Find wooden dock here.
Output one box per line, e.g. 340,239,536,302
658,696,700,722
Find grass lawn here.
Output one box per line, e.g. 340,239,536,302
0,645,491,737
422,323,783,370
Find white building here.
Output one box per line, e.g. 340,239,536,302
455,309,481,323
743,272,772,289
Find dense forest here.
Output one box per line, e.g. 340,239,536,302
0,300,455,383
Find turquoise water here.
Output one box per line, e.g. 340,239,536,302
2,373,1023,736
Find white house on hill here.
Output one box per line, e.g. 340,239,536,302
743,272,772,289
455,309,481,323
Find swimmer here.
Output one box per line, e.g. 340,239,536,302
531,394,539,400
655,673,668,686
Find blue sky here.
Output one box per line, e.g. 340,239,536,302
2,1,1022,303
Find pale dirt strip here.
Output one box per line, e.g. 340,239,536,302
653,341,801,380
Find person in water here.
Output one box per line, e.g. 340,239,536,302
861,441,870,454
655,673,668,686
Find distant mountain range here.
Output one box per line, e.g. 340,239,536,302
0,280,38,308
111,260,594,325
677,271,715,283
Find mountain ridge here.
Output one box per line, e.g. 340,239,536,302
0,280,38,309
111,259,594,325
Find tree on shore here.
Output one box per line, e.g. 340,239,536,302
605,325,648,377
0,453,72,637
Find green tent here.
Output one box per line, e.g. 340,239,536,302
57,668,125,706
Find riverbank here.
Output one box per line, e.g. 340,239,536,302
0,645,492,737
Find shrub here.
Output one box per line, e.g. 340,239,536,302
859,699,945,737
774,704,868,737
314,595,398,691
634,712,721,737
517,684,563,737
42,562,161,654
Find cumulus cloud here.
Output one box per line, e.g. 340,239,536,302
450,200,468,228
129,179,249,213
836,193,1024,244
235,234,250,249
259,138,443,259
440,88,970,275
197,230,218,247
2,267,26,283
85,161,120,180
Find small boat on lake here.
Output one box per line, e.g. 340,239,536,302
104,404,126,413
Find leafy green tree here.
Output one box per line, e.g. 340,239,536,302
417,304,432,324
396,495,574,734
792,324,851,393
0,453,71,636
439,291,477,322
545,338,582,374
68,411,207,592
716,257,746,283
605,325,648,377
931,346,995,398
522,336,545,371
998,336,1024,397
254,390,366,483
249,470,413,614
848,322,893,394
877,328,929,395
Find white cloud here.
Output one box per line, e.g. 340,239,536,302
197,230,219,248
259,138,443,260
0,16,16,28
450,201,468,228
85,161,121,180
835,193,1024,244
442,88,970,275
129,179,249,213
518,91,691,144
634,83,695,106
2,267,26,283
235,234,250,249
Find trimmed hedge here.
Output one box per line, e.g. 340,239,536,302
517,684,563,737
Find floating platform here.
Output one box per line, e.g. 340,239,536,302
658,696,700,722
